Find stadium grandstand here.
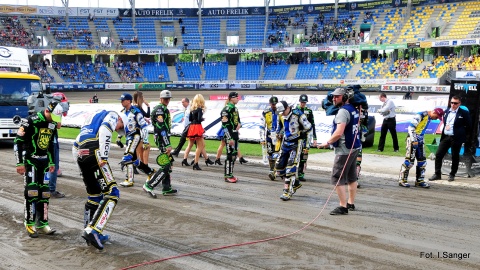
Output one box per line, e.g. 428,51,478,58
1,0,479,88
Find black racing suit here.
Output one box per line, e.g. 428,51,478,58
221,102,241,179
14,112,57,230
296,105,316,180
146,103,175,191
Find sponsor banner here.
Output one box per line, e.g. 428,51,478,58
204,48,225,54
228,83,257,90
310,3,348,13
420,41,433,48
432,40,451,47
456,71,480,79
452,39,479,46
381,85,450,93
198,83,228,89
360,43,407,50
162,48,183,54
49,83,104,90
349,0,406,10
453,83,478,92
226,48,250,54
252,48,273,53
30,49,52,55
0,5,37,14
174,78,438,85
0,46,30,71
77,7,118,17
135,83,166,90
183,49,204,54
139,49,161,54
37,6,77,16
166,83,195,89
53,49,138,55
119,7,266,17
210,95,243,100
287,83,321,90
105,83,135,90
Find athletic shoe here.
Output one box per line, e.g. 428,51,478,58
25,225,38,238
142,183,157,198
84,230,104,250
280,189,292,201
37,225,56,235
268,172,276,181
162,187,178,196
398,181,411,188
347,203,355,211
428,174,441,181
225,176,237,183
50,191,65,198
119,180,134,187
330,206,348,215
298,176,306,182
415,181,430,188
82,231,110,245
293,183,302,193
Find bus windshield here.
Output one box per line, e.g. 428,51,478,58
0,78,41,104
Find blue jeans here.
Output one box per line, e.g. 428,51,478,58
48,138,60,192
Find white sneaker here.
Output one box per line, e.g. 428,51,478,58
119,180,134,187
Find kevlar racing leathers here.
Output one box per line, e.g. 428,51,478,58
221,102,241,179
145,103,176,193
296,104,316,180
14,112,57,231
260,106,279,180
276,107,312,200
73,110,121,238
118,105,154,186
399,111,431,185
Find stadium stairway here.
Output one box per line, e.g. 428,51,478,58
168,66,179,81
107,20,120,46
410,61,430,78
107,66,121,83
369,11,387,43
346,63,362,79
228,65,236,81
239,19,246,45
47,67,64,83
154,20,163,46
286,64,299,80
173,21,184,47
437,4,464,38
87,20,100,45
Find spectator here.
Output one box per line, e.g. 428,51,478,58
181,26,185,34
173,36,177,46
158,74,164,81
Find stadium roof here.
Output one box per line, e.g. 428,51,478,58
4,0,370,9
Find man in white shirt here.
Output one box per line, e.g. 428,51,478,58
172,97,190,157
377,93,399,152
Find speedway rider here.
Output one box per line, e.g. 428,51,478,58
399,108,444,188
296,94,317,181
74,110,128,250
143,90,178,197
260,96,280,181
14,99,67,238
275,101,312,201
116,93,155,187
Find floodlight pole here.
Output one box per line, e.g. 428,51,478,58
61,0,69,27
334,0,338,21
263,0,270,47
197,0,203,44
129,0,136,28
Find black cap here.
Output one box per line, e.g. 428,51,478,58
299,94,308,102
228,92,239,98
269,96,278,104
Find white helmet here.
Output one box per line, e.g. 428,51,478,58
160,90,172,99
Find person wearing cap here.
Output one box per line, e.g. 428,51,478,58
317,87,361,215
296,94,317,182
143,90,178,197
274,100,312,201
219,91,242,183
73,110,127,250
429,95,471,182
117,92,155,188
399,107,444,188
377,93,399,153
260,96,280,180
14,99,66,238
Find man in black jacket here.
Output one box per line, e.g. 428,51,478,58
429,96,472,182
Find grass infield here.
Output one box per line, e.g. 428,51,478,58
59,127,438,157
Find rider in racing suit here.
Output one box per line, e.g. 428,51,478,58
143,90,178,197
260,96,280,180
74,110,128,250
296,94,317,182
399,108,444,188
116,93,155,187
221,92,241,183
274,101,312,201
14,100,66,238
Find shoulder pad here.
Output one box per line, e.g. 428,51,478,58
292,108,303,116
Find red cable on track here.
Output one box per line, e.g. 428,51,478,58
121,107,362,270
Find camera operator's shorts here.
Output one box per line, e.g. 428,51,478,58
330,149,359,185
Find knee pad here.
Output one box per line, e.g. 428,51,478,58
39,184,50,199
25,183,39,201
417,160,427,169
122,154,134,164
133,159,140,167
403,159,414,169
107,186,120,199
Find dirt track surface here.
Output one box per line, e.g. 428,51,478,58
1,91,479,269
